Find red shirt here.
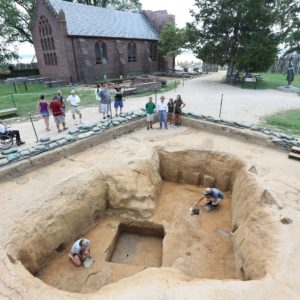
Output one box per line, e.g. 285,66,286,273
50,100,63,116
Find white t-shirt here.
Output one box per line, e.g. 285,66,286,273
95,88,102,101
71,238,91,254
156,101,168,111
67,95,81,106
0,124,6,134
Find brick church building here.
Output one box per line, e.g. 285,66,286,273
31,0,174,83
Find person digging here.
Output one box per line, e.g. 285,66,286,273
190,187,224,215
68,238,92,267
203,187,224,211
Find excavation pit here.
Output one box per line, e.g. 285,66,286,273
108,223,165,267
4,147,278,296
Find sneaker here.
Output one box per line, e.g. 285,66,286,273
147,126,149,130
150,126,153,130
103,117,106,119
58,129,62,133
17,141,25,146
63,127,68,131
107,115,111,118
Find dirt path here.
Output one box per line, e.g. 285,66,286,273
4,71,300,151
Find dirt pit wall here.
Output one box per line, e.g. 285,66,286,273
158,149,278,280
5,149,278,295
7,157,162,275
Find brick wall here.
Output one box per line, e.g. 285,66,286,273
31,0,71,82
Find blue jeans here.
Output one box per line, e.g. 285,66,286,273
159,110,168,129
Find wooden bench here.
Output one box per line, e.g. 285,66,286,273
0,108,18,117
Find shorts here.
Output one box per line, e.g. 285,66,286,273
100,103,110,113
114,100,123,108
175,110,182,115
53,114,65,124
70,106,81,115
40,112,49,117
146,113,154,121
209,198,222,205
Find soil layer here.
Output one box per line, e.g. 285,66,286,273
36,182,238,294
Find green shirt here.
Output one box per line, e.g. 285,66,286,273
146,102,156,114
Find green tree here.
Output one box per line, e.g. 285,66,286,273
0,46,18,68
0,0,34,44
159,22,185,71
187,0,297,82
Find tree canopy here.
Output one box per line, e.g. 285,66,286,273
187,0,299,81
0,45,18,67
159,22,185,71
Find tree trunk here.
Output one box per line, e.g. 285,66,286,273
172,55,175,73
226,55,235,83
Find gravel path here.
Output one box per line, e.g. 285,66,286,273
4,71,300,149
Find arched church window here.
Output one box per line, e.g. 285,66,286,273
47,53,51,65
128,43,133,62
47,38,51,50
53,53,57,65
132,43,137,62
95,42,101,64
150,42,157,61
38,16,58,66
101,42,107,64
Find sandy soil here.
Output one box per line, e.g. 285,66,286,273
1,124,300,299
5,71,300,150
36,183,236,294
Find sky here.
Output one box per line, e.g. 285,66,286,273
17,0,198,63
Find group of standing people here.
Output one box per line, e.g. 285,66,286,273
38,83,185,134
146,95,186,130
95,83,124,119
37,90,82,133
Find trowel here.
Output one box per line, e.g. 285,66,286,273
190,196,205,216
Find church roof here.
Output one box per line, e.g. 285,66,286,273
48,0,159,40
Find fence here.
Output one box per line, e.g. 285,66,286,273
0,63,40,79
202,63,219,72
269,57,300,74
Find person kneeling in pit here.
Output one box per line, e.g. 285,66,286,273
204,187,224,207
68,238,91,267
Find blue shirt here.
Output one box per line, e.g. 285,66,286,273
209,188,224,200
99,88,111,104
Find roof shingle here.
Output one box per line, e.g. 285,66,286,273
48,0,159,40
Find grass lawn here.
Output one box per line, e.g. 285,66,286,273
0,80,180,118
264,109,300,135
228,72,300,90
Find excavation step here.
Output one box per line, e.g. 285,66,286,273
288,152,300,161
291,146,300,154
